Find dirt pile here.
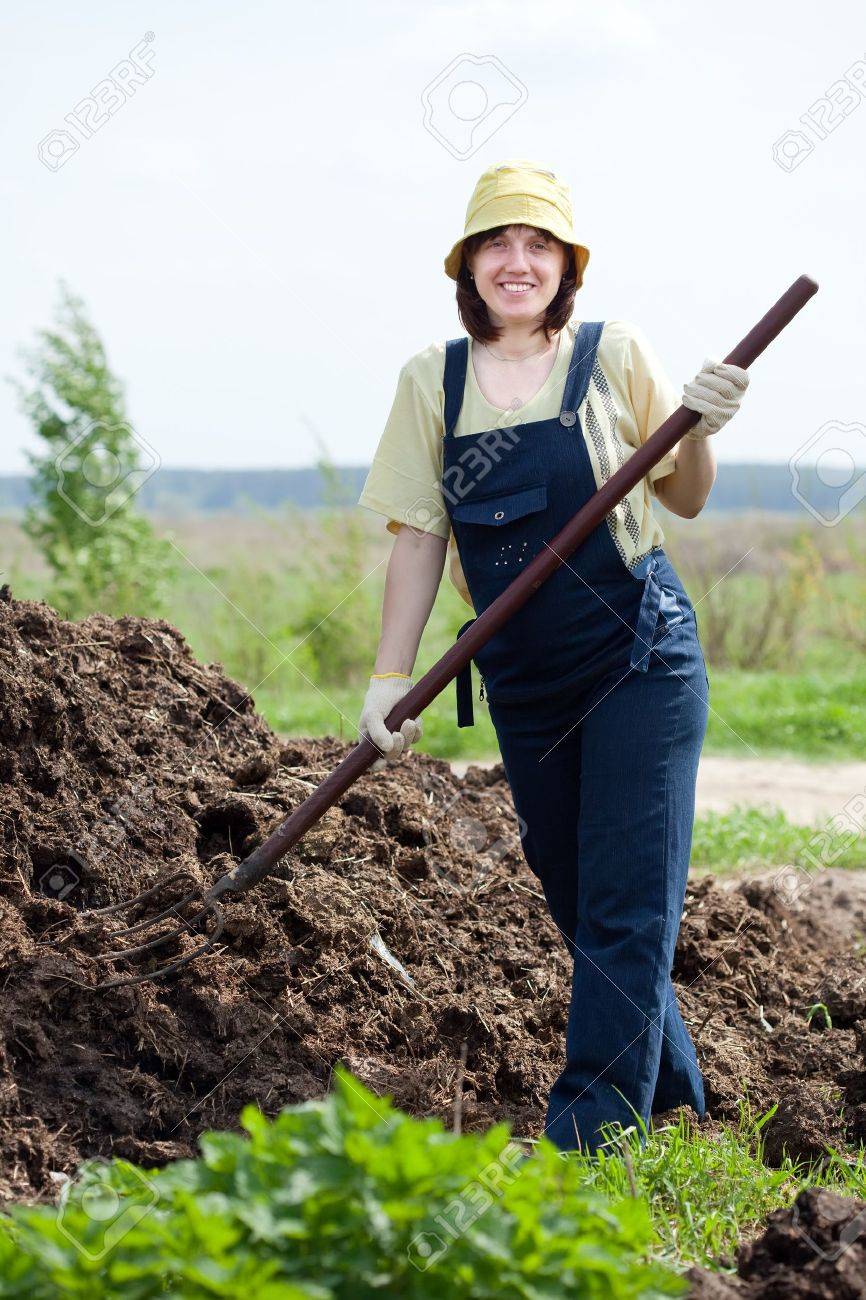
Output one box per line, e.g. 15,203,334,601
686,1187,866,1297
674,873,866,1167
1,586,866,1208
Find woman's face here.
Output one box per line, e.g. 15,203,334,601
466,225,568,327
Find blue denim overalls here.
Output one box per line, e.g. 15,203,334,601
442,322,709,1153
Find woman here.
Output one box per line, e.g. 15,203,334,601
356,159,749,1154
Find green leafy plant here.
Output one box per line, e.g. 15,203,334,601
0,1068,687,1299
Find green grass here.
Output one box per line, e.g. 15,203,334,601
252,664,866,766
217,664,866,767
579,1096,866,1272
705,669,866,760
691,805,866,876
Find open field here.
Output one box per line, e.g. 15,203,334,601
3,508,866,764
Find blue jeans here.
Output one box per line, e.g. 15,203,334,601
487,613,709,1153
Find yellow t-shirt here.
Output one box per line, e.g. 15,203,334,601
358,318,681,610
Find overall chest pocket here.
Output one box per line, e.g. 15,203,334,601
451,483,547,575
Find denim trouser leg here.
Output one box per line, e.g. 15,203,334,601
488,617,708,1154
651,977,706,1116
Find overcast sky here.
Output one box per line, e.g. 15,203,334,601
1,0,864,475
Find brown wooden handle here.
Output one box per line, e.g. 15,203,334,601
208,275,818,900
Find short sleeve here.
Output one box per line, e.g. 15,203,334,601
357,363,450,539
623,323,680,490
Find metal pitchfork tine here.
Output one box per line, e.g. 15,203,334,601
88,276,818,990
86,871,225,988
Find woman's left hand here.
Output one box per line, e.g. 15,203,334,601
681,357,749,439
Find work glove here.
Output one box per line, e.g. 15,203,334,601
681,356,749,439
358,674,423,772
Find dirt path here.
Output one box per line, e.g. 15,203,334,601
450,754,866,826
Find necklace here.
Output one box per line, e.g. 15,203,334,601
481,335,556,363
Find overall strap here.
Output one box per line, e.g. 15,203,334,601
454,616,477,727
443,337,469,439
559,321,605,425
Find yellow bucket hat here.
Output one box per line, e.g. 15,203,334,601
443,159,590,288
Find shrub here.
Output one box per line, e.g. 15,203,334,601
0,1069,686,1299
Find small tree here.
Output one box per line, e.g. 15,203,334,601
11,281,174,618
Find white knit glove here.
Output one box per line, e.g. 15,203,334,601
681,356,750,440
358,674,423,772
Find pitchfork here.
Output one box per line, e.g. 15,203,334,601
86,276,818,988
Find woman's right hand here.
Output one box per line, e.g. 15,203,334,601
358,674,423,771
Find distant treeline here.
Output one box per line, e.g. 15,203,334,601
0,463,860,516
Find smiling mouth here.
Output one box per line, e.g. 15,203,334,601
498,282,535,294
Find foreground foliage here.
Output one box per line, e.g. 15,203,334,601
0,1069,686,1299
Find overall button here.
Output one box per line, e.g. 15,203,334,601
560,410,576,427
494,510,505,519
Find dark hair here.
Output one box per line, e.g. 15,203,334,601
455,225,577,344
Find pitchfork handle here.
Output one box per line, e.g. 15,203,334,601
207,274,818,902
